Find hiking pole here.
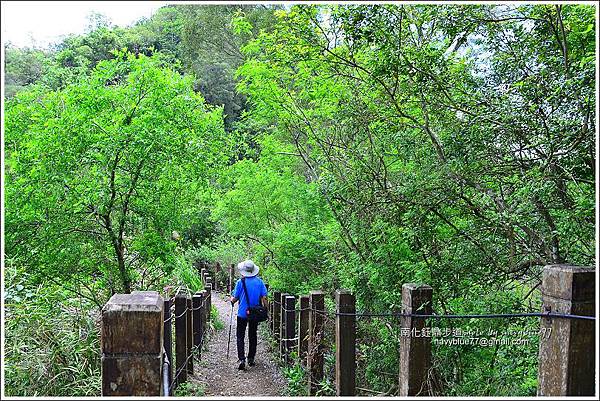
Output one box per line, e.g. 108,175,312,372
226,302,234,359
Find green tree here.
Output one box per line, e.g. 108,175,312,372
5,51,230,296
234,3,595,395
3,45,48,97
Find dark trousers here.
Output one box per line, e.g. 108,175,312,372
236,316,258,361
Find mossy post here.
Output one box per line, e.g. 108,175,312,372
537,264,595,396
101,291,164,396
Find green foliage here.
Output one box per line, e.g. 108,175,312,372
4,259,101,396
3,46,48,97
174,381,205,397
233,3,595,396
281,357,308,396
172,252,204,293
3,3,596,397
210,305,225,331
5,51,230,295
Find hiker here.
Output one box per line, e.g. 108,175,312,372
230,259,268,370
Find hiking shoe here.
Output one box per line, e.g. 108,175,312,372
248,358,255,367
238,361,246,370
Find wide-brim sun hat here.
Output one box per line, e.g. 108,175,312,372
238,259,259,277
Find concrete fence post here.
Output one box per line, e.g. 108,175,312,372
335,289,356,396
398,283,433,396
101,291,164,396
174,291,188,387
537,264,595,396
308,290,325,396
299,295,310,363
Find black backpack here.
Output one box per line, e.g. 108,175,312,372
241,277,268,323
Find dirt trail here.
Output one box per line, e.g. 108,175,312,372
191,291,288,396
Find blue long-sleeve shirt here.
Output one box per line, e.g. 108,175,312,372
232,276,268,318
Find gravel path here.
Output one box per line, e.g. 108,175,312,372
191,291,288,396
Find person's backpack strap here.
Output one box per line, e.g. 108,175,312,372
241,277,254,306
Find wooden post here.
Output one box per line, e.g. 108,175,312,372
204,284,212,322
273,292,282,343
163,297,173,395
174,291,188,386
215,262,222,290
207,274,216,291
199,290,207,341
307,290,325,396
398,283,432,396
186,297,193,374
102,291,164,396
284,295,296,363
280,293,289,357
335,289,356,396
192,293,203,354
299,295,309,363
200,268,207,285
537,264,595,396
264,284,270,332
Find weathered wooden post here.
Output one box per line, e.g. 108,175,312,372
199,290,207,342
273,291,282,342
102,291,164,396
163,297,173,395
193,293,203,356
299,295,309,363
280,293,289,357
208,272,217,291
215,262,222,290
284,295,297,363
264,284,270,332
204,284,212,322
398,283,432,396
186,297,193,374
537,264,595,396
335,289,356,396
200,268,207,284
175,291,188,386
308,290,325,396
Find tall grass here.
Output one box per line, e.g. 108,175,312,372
4,263,101,396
